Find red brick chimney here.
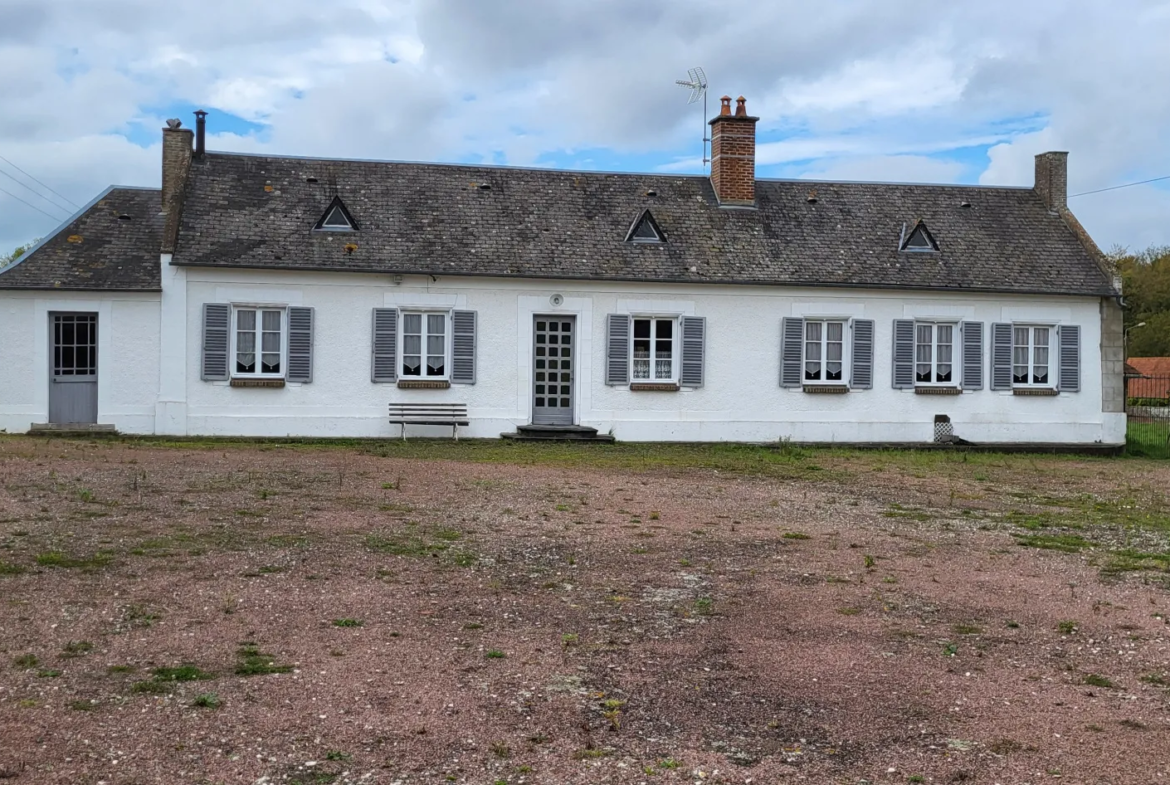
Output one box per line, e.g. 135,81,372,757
708,95,759,206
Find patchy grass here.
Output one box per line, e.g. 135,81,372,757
235,645,293,676
151,665,214,682
1013,533,1092,552
332,618,363,628
1083,674,1119,689
61,640,95,658
35,550,114,569
192,692,222,709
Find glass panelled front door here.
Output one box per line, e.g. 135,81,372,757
532,316,574,425
49,313,98,424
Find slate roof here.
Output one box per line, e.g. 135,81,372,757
169,152,1116,297
0,187,162,291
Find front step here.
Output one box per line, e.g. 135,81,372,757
501,424,615,442
28,423,119,437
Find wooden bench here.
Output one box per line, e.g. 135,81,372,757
388,402,469,440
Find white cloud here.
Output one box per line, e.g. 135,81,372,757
797,155,965,184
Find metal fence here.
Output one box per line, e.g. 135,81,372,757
1127,373,1170,457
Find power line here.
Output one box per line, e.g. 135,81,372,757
0,185,72,222
1070,175,1170,198
0,152,81,210
0,168,72,218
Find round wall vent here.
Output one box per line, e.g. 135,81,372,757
550,293,564,307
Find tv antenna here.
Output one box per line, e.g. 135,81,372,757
675,67,710,167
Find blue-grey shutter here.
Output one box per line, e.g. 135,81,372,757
1058,324,1080,392
961,321,983,390
780,317,804,388
201,303,230,381
892,319,915,389
679,316,705,387
850,319,874,389
451,310,476,384
372,308,398,383
990,322,1013,391
605,314,630,385
286,306,314,383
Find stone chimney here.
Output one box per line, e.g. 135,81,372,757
1034,151,1069,212
708,95,759,206
161,119,194,254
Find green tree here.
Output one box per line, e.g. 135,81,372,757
1,240,39,268
1114,245,1170,357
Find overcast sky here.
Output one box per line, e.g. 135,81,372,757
2,0,1168,255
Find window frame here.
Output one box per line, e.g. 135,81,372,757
629,315,679,383
231,305,287,379
1011,323,1055,389
318,206,354,231
913,321,958,387
802,318,850,385
399,309,451,381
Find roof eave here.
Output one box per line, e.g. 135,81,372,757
167,260,1115,298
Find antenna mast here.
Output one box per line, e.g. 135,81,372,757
675,67,709,168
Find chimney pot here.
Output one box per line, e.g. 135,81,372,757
194,110,208,158
735,96,747,117
719,95,732,116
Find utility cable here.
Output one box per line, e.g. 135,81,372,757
0,168,72,217
1070,175,1170,198
0,152,81,209
0,185,71,222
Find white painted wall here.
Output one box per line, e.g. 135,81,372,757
162,268,1123,445
0,291,161,433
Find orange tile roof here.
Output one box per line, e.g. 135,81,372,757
1127,357,1170,399
1128,357,1170,376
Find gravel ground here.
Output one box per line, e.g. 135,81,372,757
0,438,1168,785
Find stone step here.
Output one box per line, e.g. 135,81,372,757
501,424,615,442
28,423,118,437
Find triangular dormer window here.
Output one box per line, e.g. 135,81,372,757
900,221,937,252
626,210,665,244
314,197,357,232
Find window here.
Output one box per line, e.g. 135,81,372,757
915,322,955,384
632,317,675,381
804,320,846,382
401,312,447,378
900,222,938,252
1012,325,1052,386
320,206,353,230
627,211,665,243
234,307,284,377
314,197,358,232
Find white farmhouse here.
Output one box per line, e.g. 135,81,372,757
0,97,1125,446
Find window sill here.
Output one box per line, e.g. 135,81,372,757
1013,388,1058,396
630,382,680,392
397,379,451,390
914,386,961,395
802,385,848,394
231,378,286,389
